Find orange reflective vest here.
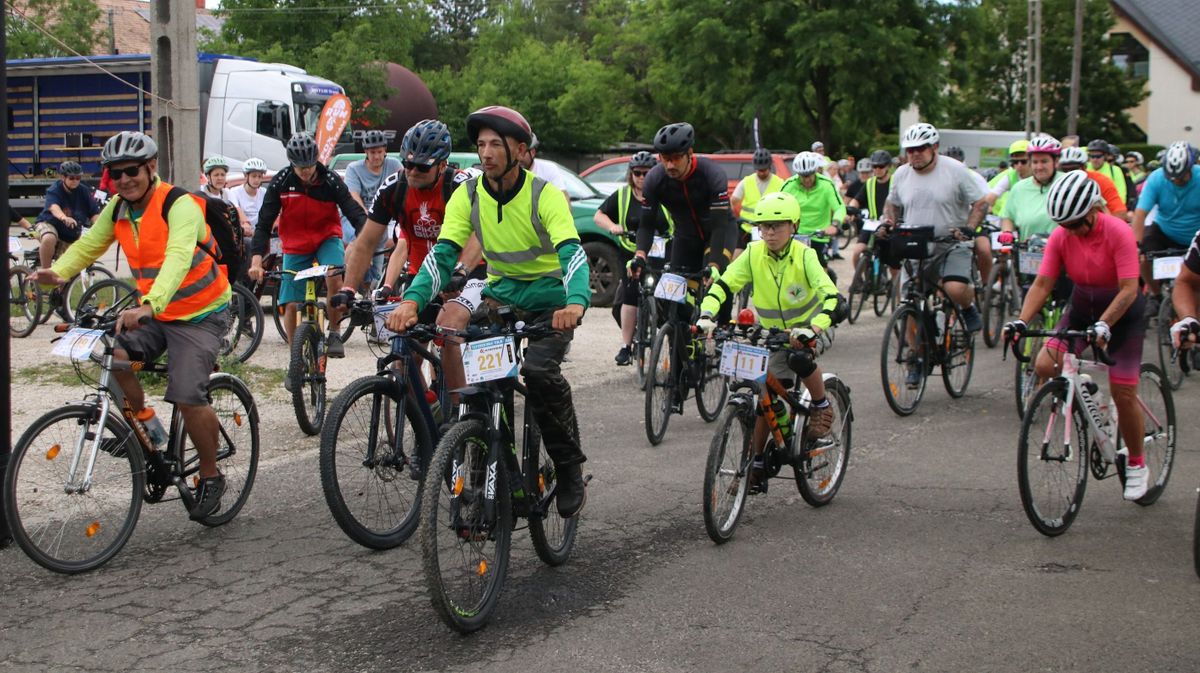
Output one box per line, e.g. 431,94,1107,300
112,181,230,321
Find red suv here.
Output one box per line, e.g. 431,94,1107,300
581,152,794,204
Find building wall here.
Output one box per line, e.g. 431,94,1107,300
1110,13,1200,147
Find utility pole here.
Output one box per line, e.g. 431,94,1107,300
1025,0,1043,137
150,0,200,189
1,0,12,548
1068,0,1084,137
108,9,117,55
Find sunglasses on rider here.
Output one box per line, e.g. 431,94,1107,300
905,144,932,154
632,170,649,177
1010,159,1029,166
1059,214,1090,230
109,164,145,179
1087,153,1105,159
402,160,434,173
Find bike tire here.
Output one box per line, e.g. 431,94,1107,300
8,266,41,338
633,296,655,390
525,408,579,566
1194,485,1200,579
941,304,975,398
981,264,1005,348
320,375,431,549
173,374,260,526
1118,363,1176,507
795,377,852,507
290,322,326,435
222,283,265,364
1017,379,1089,536
873,271,893,317
880,305,927,416
420,419,512,633
73,278,138,321
644,324,674,445
61,264,116,324
4,405,145,573
1013,314,1046,419
695,348,727,422
702,400,753,544
1155,290,1185,391
847,256,869,324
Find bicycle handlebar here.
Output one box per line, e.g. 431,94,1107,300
711,324,817,351
1005,328,1116,366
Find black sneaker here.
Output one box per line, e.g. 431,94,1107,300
326,332,346,358
614,345,632,366
748,457,768,494
555,463,587,518
189,474,226,521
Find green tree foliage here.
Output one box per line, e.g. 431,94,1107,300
202,0,430,125
6,0,105,58
942,0,1147,141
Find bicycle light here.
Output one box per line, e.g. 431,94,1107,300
737,309,757,326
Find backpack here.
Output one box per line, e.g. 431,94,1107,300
163,187,244,280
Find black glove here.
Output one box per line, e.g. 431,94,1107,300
1002,319,1027,343
330,288,355,309
443,272,467,294
372,285,393,304
627,256,646,278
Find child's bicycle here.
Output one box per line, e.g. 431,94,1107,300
703,324,852,544
2,305,260,573
1006,328,1175,536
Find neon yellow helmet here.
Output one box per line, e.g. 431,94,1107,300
748,192,800,224
1008,140,1029,156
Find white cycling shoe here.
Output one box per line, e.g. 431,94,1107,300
1123,464,1149,501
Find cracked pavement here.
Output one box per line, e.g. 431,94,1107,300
4,269,1200,672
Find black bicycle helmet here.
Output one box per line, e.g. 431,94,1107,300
1086,138,1109,154
752,147,772,169
629,151,657,169
944,146,965,162
466,105,533,145
101,131,157,166
400,119,452,166
361,129,388,150
285,132,319,167
59,161,83,176
653,122,694,154
869,149,892,167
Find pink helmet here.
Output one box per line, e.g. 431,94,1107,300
1027,135,1062,157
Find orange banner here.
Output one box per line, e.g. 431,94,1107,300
315,94,352,165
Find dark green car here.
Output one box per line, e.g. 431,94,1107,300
330,152,626,306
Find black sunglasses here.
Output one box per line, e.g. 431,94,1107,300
1087,153,1105,159
631,170,649,177
1010,158,1029,165
403,160,434,173
109,164,145,179
1059,214,1090,230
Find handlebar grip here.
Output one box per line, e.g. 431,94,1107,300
1008,336,1031,364
1092,344,1116,367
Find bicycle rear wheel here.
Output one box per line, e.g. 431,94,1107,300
846,257,870,324
4,405,145,573
1155,291,1185,391
74,278,138,319
1118,363,1176,507
644,324,674,445
872,269,894,317
524,406,579,565
221,283,265,364
1017,379,1089,536
421,420,511,633
794,378,851,507
633,296,656,390
695,349,727,422
175,374,260,526
62,264,116,323
320,375,430,549
8,266,41,337
290,323,327,435
881,305,926,416
981,264,1006,348
941,305,975,398
702,400,753,544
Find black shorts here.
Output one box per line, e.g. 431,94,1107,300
1143,225,1191,253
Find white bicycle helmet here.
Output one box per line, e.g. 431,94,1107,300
856,158,872,172
1045,170,1099,223
203,155,229,174
900,122,939,149
242,157,268,174
1163,141,1192,180
791,151,823,176
101,131,157,166
1027,135,1062,156
1059,146,1088,166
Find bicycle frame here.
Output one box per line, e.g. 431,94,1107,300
365,333,448,472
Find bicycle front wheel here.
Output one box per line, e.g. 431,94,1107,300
320,375,431,549
1014,314,1046,419
981,264,1006,348
421,420,512,633
63,264,116,323
873,269,894,317
74,278,138,320
1017,379,1089,536
881,305,926,416
633,297,655,390
795,378,851,507
941,305,975,398
703,400,753,544
1119,363,1176,507
290,323,326,435
695,349,727,422
222,283,265,364
644,324,674,445
1155,292,1185,391
4,405,145,573
8,266,41,338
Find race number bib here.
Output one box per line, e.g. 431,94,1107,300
1018,252,1043,275
649,236,668,259
793,234,812,246
293,264,329,281
718,342,768,382
861,219,882,233
463,335,518,384
990,231,1015,250
654,272,689,303
52,328,104,361
750,228,762,242
1152,256,1184,281
9,236,22,254
373,303,402,342
269,238,284,256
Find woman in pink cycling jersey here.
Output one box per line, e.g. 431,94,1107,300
1003,170,1149,501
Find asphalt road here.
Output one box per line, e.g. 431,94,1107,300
3,281,1200,672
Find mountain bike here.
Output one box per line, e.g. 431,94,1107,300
1146,249,1193,391
1010,235,1067,418
8,235,41,338
879,227,976,416
219,282,265,363
420,314,588,633
981,227,1022,348
17,233,116,325
320,308,449,550
274,264,351,435
3,307,259,573
1007,329,1175,536
644,267,727,445
846,219,894,323
703,325,851,544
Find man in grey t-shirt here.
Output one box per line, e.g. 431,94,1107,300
883,122,988,349
345,130,401,284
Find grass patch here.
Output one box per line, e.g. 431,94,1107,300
217,358,287,390
16,357,284,397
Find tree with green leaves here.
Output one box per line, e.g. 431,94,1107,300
6,0,104,59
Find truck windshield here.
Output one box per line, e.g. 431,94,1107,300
294,102,324,135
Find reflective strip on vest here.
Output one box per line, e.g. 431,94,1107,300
865,177,879,219
616,186,636,252
756,293,822,322
129,246,211,281
466,177,562,280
